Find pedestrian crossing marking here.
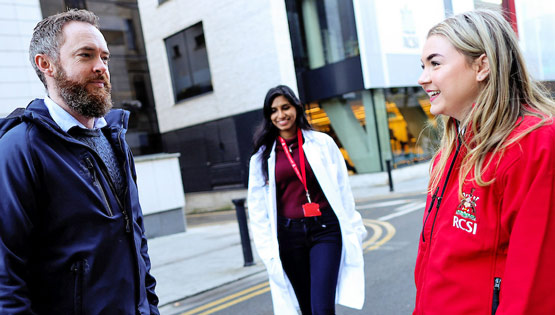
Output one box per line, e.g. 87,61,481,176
357,199,409,210
378,201,425,221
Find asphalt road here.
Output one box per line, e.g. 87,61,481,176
165,192,426,315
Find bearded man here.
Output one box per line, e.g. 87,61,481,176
0,9,160,314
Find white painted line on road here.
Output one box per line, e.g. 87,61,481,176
357,199,409,211
395,201,424,212
378,201,426,221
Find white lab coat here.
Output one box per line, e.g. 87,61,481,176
247,129,367,315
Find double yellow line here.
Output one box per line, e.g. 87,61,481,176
180,281,270,315
180,219,395,315
362,219,396,252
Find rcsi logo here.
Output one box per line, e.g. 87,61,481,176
453,188,479,235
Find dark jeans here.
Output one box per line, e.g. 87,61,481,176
277,209,342,315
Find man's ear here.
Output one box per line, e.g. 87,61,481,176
35,54,56,78
474,53,490,82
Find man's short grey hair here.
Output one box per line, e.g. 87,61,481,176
29,9,99,88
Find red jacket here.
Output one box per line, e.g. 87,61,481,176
414,116,555,314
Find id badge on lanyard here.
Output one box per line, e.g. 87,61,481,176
278,129,322,217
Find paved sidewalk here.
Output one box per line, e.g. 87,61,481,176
148,161,430,311
148,222,266,308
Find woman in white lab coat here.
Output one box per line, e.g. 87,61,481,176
247,85,367,315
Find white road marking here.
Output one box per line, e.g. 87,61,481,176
378,201,426,221
357,199,409,211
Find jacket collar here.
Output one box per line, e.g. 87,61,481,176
104,107,129,131
24,98,128,132
0,99,130,145
43,96,107,132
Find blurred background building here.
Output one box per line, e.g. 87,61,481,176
1,0,554,198
1,0,161,155
136,0,554,194
0,0,44,118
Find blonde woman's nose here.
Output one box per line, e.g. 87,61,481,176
418,68,430,86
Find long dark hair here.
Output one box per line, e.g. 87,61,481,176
251,85,312,181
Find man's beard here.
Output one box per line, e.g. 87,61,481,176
54,66,113,118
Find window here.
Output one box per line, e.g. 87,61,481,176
165,22,213,102
125,19,137,50
288,0,359,70
64,0,86,9
102,30,125,46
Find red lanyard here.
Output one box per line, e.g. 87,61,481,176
278,128,311,202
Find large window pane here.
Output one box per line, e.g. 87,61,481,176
165,22,213,102
300,0,359,69
385,87,439,167
317,0,359,64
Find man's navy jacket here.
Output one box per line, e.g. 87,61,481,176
0,99,159,314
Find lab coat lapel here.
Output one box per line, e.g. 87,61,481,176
267,141,278,235
302,130,334,199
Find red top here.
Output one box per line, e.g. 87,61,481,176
275,136,330,219
414,115,555,314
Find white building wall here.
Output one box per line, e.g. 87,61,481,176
137,0,297,133
515,0,555,81
0,0,44,118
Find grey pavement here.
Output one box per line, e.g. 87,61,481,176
148,161,431,311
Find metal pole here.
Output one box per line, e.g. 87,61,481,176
232,198,254,267
386,160,394,192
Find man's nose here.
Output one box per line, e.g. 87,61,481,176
93,57,108,75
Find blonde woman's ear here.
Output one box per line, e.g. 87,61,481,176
474,54,490,82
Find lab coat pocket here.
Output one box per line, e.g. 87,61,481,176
266,257,288,288
343,233,364,266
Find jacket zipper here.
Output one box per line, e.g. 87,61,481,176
421,186,439,242
85,129,131,233
492,277,501,314
425,135,462,244
71,259,89,315
35,112,132,232
86,157,113,217
97,158,131,233
116,127,131,233
490,180,503,315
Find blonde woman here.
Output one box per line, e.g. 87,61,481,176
414,10,555,314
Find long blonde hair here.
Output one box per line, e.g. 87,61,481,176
428,10,555,194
